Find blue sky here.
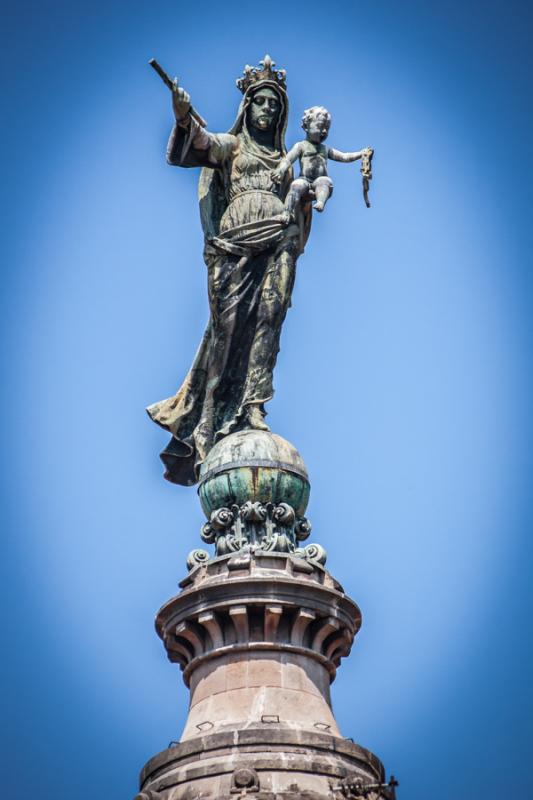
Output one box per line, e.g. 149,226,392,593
2,1,533,798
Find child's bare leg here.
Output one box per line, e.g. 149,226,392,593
285,178,310,220
313,176,333,212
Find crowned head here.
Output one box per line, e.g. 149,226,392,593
236,54,287,94
229,55,288,152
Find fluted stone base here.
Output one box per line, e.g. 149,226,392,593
157,551,359,692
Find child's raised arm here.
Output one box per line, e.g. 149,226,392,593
328,147,365,163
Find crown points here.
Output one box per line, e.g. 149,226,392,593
236,54,287,94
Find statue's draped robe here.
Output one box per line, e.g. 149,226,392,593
147,83,310,486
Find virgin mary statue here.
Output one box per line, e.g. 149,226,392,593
147,56,311,486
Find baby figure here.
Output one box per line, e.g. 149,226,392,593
272,105,373,219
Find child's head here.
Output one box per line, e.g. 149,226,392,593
301,106,332,143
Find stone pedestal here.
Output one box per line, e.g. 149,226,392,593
136,432,394,800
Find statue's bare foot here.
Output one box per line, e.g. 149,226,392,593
246,405,270,431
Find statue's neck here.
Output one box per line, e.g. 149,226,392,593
249,127,276,150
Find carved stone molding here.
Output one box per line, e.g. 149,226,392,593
230,766,260,793
156,552,359,684
196,501,326,567
139,726,384,800
332,774,399,800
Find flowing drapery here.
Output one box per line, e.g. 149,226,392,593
147,82,311,485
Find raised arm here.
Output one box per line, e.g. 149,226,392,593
328,146,373,164
167,87,237,169
328,147,362,163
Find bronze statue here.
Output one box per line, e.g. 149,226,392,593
273,105,373,219
147,56,373,486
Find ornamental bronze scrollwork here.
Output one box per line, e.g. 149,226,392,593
191,501,324,568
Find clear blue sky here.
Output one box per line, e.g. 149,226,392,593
2,1,532,798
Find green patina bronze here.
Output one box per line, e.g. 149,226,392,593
198,430,310,517
199,467,310,519
189,430,321,567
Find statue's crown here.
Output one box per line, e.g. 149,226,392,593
236,54,287,94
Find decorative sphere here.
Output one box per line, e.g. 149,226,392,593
198,430,310,517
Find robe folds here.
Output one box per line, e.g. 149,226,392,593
147,81,311,486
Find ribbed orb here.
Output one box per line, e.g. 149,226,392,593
198,430,310,517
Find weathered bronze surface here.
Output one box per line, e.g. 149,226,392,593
190,430,329,567
273,105,373,219
149,58,208,128
147,56,374,486
198,430,310,515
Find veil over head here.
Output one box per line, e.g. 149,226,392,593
199,80,289,241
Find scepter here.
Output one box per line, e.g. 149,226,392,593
149,58,208,128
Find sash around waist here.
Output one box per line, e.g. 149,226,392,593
207,215,299,259
228,187,280,201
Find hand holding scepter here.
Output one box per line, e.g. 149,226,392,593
149,58,207,128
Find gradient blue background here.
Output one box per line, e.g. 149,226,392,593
2,1,532,798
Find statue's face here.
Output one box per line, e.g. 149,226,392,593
306,113,330,143
248,87,281,132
